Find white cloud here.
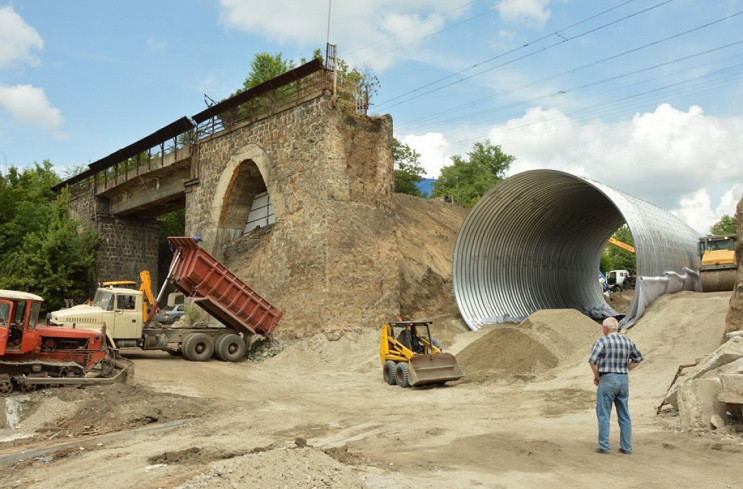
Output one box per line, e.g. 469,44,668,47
0,6,43,68
217,0,463,71
497,0,551,28
402,132,450,178
0,84,66,139
671,189,717,235
402,103,743,233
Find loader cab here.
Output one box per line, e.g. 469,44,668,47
0,290,43,355
389,321,435,355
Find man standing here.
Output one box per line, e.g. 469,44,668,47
588,317,644,454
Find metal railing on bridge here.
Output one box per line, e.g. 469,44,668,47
54,57,333,195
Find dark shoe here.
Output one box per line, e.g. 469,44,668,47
619,448,632,455
596,448,610,454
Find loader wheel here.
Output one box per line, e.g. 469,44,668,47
383,361,397,385
395,362,411,388
215,333,246,362
182,333,214,362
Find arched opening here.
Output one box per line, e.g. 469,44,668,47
219,159,272,238
207,145,278,258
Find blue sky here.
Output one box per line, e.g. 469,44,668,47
1,0,742,234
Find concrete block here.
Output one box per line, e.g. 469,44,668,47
677,377,728,431
718,373,743,404
690,336,743,380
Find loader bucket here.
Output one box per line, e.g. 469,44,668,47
408,353,463,387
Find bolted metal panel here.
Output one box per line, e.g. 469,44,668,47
453,170,700,330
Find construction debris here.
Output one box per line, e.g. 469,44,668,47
661,335,743,430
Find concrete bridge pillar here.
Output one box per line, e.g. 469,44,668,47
69,193,160,287
95,215,159,286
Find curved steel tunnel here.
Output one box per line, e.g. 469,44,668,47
452,170,700,330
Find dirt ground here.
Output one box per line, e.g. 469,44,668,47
1,289,741,489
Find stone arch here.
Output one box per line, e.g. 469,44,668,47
206,144,280,257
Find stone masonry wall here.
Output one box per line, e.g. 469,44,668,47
187,93,399,332
95,216,160,286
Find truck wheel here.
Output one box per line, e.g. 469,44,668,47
383,360,397,385
395,362,410,388
215,333,246,362
182,333,214,362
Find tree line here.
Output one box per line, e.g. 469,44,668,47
0,162,99,311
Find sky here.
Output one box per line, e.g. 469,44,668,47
1,0,742,235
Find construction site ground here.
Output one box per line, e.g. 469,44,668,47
1,289,741,488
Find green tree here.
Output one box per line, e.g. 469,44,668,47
432,141,515,206
606,226,636,274
393,138,425,197
710,214,737,235
0,162,100,311
239,52,296,91
156,209,185,289
335,58,380,114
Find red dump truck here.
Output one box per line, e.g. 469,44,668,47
50,236,282,362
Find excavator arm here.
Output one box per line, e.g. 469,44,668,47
608,236,635,254
139,271,156,323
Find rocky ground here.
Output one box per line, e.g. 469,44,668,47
1,289,741,489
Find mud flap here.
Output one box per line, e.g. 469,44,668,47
408,353,463,387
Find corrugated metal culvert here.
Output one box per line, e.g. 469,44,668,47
452,170,700,330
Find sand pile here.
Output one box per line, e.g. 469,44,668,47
457,309,602,383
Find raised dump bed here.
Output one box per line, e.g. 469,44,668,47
167,236,282,336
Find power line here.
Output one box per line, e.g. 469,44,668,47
391,9,743,135
399,39,743,132
374,0,654,109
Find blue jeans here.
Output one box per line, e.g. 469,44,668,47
596,373,632,453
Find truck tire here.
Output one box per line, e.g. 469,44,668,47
383,360,397,385
215,333,246,362
395,362,411,388
182,333,214,362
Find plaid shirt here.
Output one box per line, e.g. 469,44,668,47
588,332,643,374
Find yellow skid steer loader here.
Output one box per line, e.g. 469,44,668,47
379,320,463,388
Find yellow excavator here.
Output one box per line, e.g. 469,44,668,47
698,235,738,292
379,320,463,388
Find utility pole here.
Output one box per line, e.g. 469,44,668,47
326,0,332,47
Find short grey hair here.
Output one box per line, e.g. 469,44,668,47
602,317,619,330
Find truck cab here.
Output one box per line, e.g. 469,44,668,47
50,287,145,345
606,269,633,292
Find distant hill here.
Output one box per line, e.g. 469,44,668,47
416,178,436,197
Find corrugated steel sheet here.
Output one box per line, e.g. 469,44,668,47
452,170,700,330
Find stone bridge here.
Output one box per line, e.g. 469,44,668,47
58,57,401,329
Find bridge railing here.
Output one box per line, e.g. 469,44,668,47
192,60,332,140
